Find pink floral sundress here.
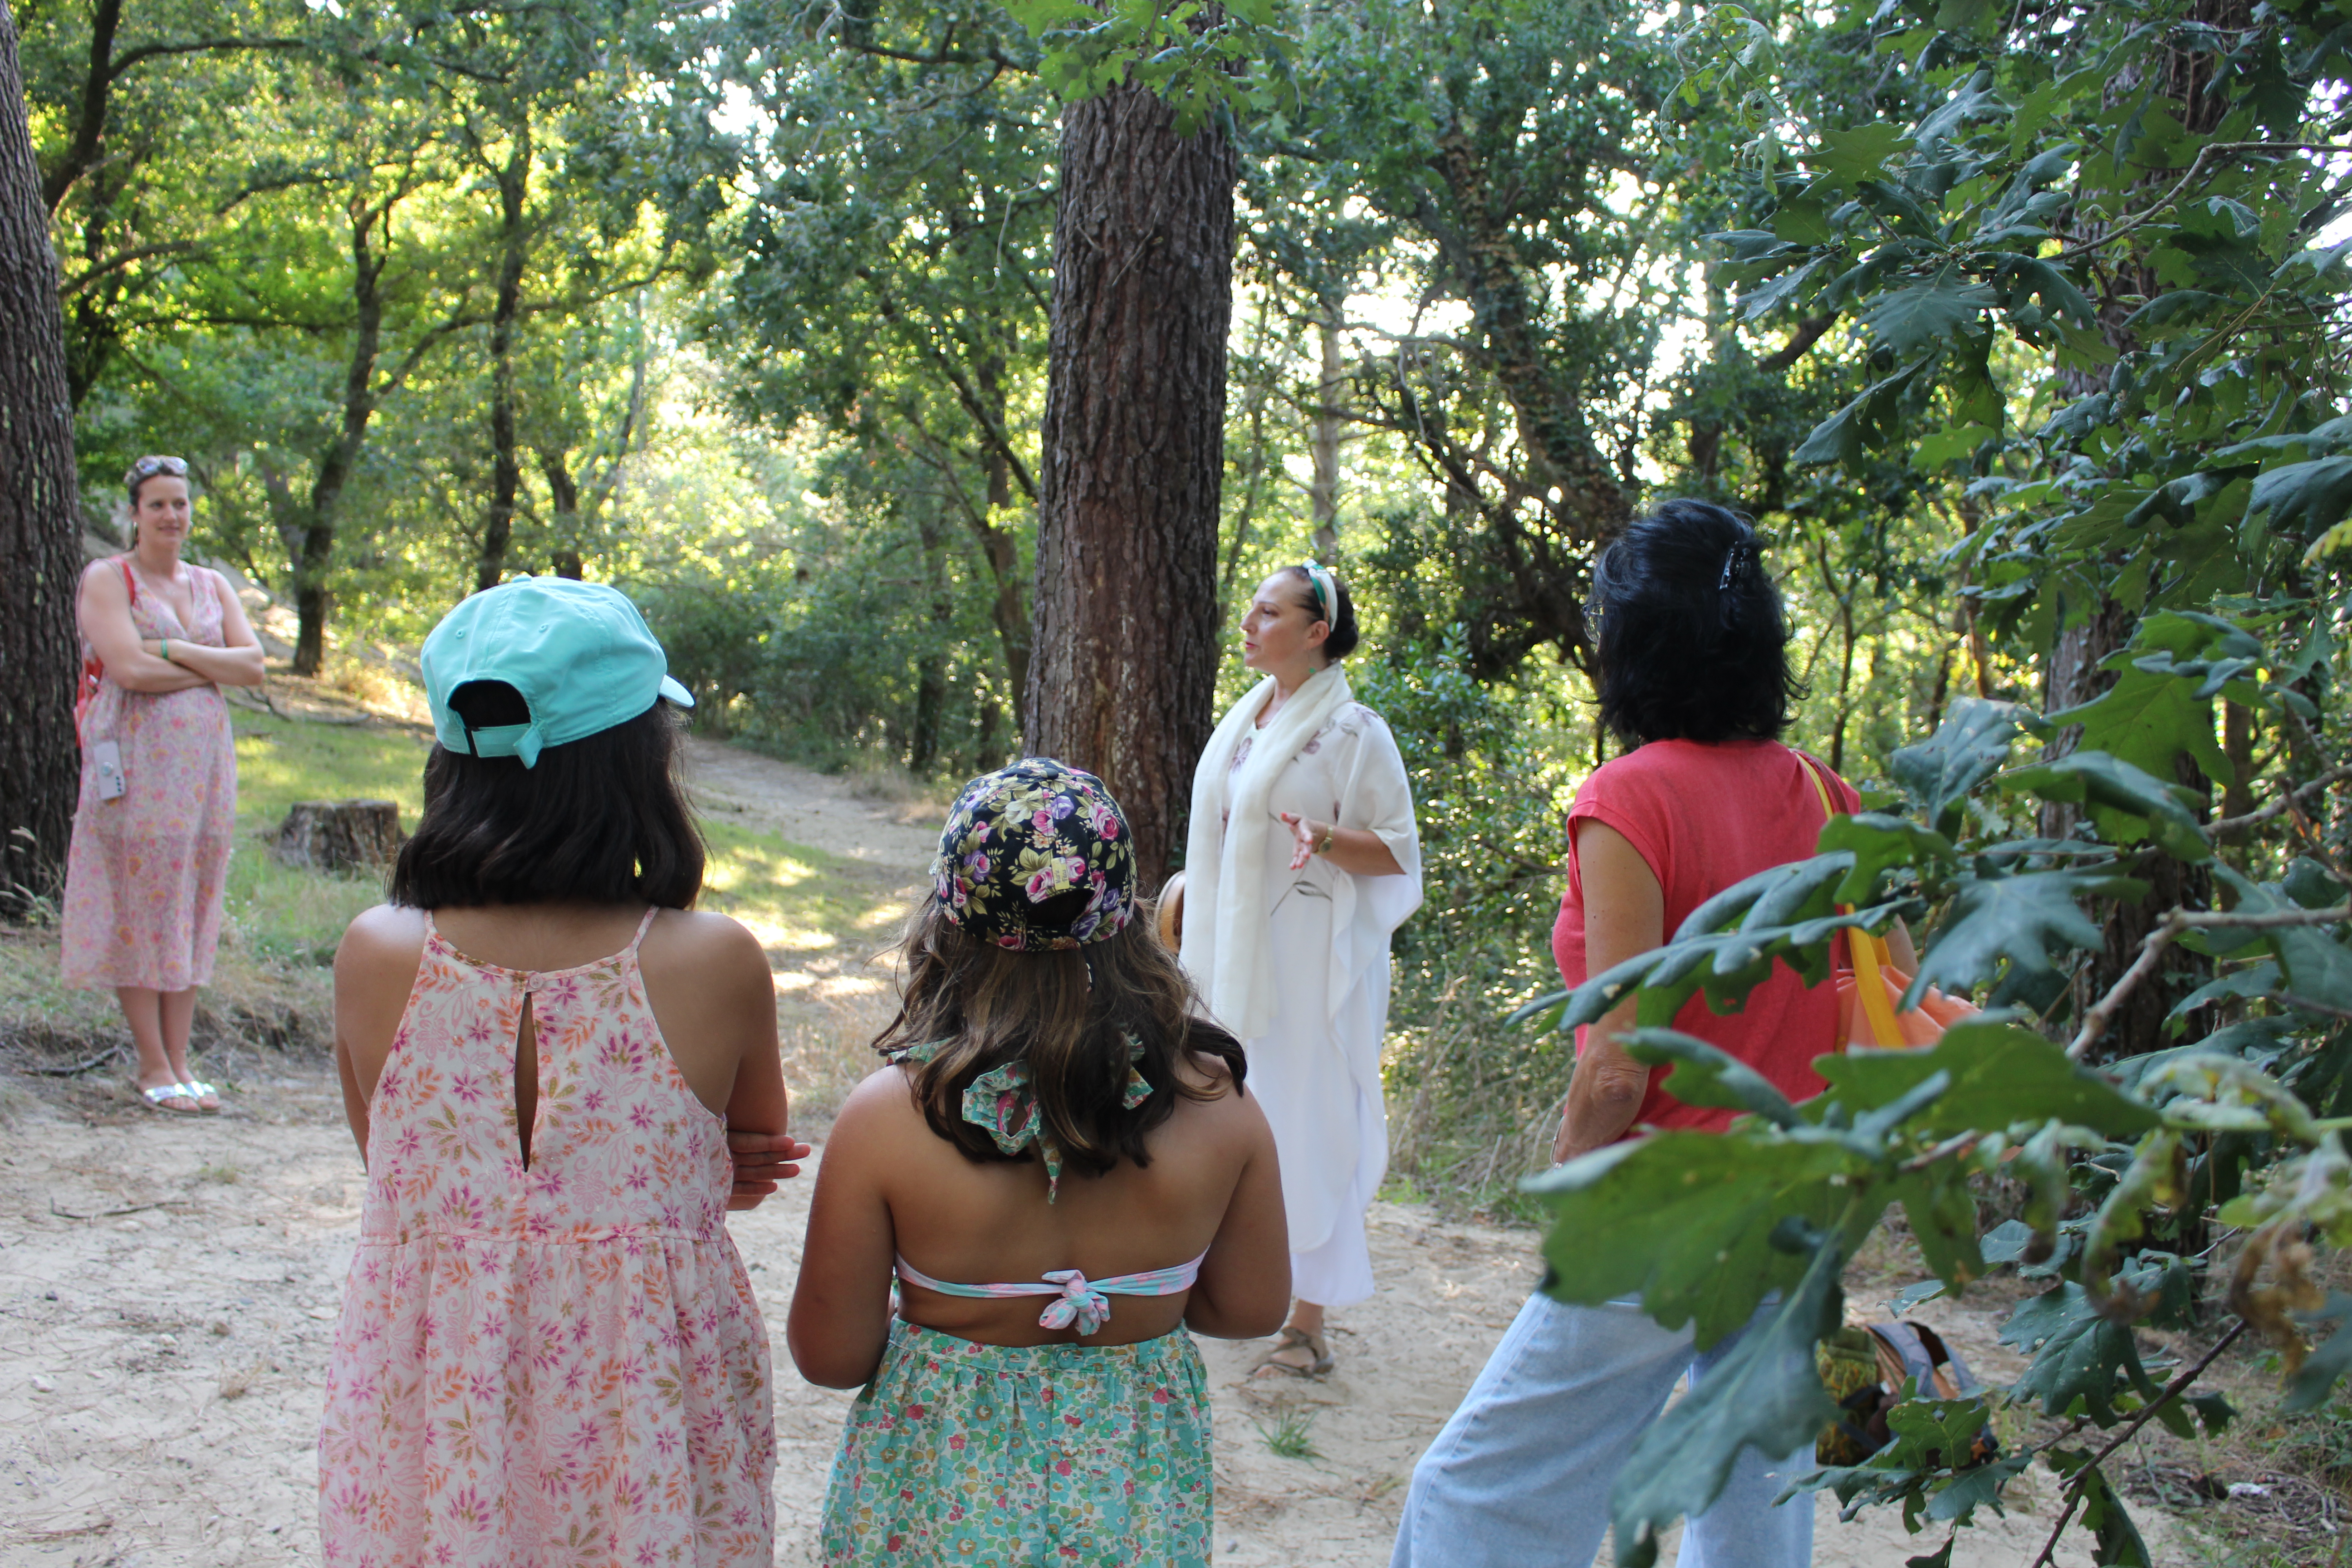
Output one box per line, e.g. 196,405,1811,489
318,909,775,1567
59,560,236,990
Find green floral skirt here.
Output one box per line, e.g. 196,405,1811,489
820,1320,1212,1567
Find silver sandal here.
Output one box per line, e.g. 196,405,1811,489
137,1081,198,1113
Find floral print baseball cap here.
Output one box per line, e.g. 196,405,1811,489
933,758,1136,951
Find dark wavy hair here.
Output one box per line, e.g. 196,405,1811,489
876,903,1247,1180
1590,499,1803,746
389,681,705,908
1280,564,1360,661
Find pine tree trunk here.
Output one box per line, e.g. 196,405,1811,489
0,0,88,909
1026,80,1235,886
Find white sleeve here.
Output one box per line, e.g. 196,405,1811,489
1335,709,1422,930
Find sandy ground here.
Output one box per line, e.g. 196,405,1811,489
0,740,2185,1566
0,1068,2175,1568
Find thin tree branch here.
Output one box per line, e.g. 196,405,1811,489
2208,762,2352,836
2057,143,2352,262
2022,1320,2249,1568
2069,905,2351,1058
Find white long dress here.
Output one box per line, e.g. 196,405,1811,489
1212,701,1421,1306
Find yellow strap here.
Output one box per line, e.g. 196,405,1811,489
1801,755,1903,1048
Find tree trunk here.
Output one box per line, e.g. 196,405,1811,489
0,0,86,908
476,132,530,594
539,449,583,578
273,799,403,872
1309,295,1343,561
1027,79,1235,885
2034,3,2246,1054
974,354,1032,713
911,505,952,773
292,197,390,676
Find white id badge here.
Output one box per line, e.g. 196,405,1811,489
93,740,127,801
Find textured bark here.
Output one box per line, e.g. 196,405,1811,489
1027,81,1235,885
289,199,392,675
974,354,1032,710
0,0,87,907
476,132,530,593
2034,1,2245,1055
273,799,403,872
1309,297,1343,561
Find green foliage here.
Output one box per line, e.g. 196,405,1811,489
1352,622,1590,1210
1516,602,2352,1560
1007,0,1294,132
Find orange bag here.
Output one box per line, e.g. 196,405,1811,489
1801,756,1979,1051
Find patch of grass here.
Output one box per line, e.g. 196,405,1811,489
1254,1406,1322,1461
9,703,914,1131
698,820,903,955
230,710,434,832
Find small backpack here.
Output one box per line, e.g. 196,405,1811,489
1814,1320,1999,1468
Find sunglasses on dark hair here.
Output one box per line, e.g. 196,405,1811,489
125,455,189,494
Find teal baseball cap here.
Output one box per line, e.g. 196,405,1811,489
421,577,693,768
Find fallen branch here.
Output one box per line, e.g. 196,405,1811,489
48,1198,191,1221
2023,1319,2249,1568
27,1049,119,1077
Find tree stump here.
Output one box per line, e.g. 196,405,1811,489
274,800,402,872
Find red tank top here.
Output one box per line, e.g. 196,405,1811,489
1553,738,1860,1137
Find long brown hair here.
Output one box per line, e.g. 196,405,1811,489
877,901,1246,1179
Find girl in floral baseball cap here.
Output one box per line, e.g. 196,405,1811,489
790,758,1291,1568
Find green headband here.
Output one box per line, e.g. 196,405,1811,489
1300,562,1338,625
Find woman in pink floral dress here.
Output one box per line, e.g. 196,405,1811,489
61,456,266,1113
322,578,805,1567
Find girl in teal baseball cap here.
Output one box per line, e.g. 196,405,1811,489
318,578,803,1565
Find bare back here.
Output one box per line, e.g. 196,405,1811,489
789,1052,1291,1387
333,900,789,1167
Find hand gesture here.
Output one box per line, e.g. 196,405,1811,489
726,1128,813,1211
1278,811,1323,872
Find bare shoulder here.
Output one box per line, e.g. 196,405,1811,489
826,1062,930,1162
337,903,427,968
79,557,127,598
641,907,768,979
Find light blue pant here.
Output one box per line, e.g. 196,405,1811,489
1391,1292,1816,1568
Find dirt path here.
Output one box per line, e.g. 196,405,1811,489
1,738,2183,1566
681,738,943,876
0,1068,2174,1568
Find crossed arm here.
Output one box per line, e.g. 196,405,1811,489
79,564,265,692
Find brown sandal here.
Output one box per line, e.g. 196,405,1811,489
1250,1326,1334,1378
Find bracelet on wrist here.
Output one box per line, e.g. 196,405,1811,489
160,638,172,664
1314,824,1335,855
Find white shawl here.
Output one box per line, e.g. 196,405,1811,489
1180,664,1357,1038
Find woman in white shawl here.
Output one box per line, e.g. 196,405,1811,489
1179,564,1421,1377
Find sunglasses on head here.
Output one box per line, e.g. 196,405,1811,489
125,456,189,497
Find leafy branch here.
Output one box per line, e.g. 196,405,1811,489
2021,1322,2249,1568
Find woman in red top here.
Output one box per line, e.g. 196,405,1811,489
1392,499,1914,1568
